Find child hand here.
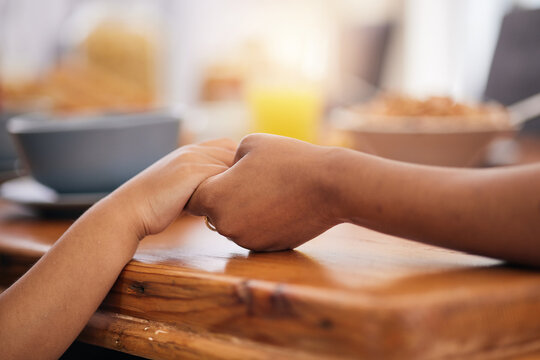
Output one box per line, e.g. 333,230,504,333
109,138,236,239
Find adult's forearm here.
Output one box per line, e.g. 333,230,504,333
327,148,540,266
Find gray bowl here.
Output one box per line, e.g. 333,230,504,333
8,111,180,193
0,111,22,171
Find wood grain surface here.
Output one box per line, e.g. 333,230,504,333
1,200,540,359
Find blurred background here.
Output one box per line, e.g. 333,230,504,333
1,0,540,172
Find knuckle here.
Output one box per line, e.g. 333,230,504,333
179,161,202,176
177,149,199,162
181,144,199,153
239,133,262,148
236,134,265,161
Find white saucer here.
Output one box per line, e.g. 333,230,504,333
0,176,107,211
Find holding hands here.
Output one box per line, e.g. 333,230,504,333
187,134,340,251
147,132,540,269
85,128,540,268
114,133,339,252
116,132,540,268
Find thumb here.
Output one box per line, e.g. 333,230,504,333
184,171,225,216
185,180,209,216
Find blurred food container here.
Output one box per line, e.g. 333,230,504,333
200,64,245,102
8,110,179,193
182,102,249,143
198,41,271,103
330,94,515,167
1,0,164,115
59,0,164,112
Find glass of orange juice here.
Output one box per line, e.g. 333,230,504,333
247,82,323,143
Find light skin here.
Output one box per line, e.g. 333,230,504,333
0,138,236,360
188,133,540,267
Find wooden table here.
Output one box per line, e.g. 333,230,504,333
1,200,540,359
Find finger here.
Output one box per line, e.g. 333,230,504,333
233,140,251,164
186,163,233,216
184,162,230,215
198,138,237,152
192,145,235,166
185,178,210,216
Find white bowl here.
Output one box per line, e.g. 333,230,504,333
330,109,515,167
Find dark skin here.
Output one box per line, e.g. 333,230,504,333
188,133,540,267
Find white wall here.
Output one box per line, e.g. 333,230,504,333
165,0,333,104
0,0,73,80
3,0,537,102
398,0,511,100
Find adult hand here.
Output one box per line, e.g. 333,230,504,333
187,134,340,251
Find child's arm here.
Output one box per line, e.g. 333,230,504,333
0,139,235,360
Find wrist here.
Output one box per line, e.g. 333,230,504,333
70,193,142,266
319,146,383,226
99,189,148,242
317,146,355,226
